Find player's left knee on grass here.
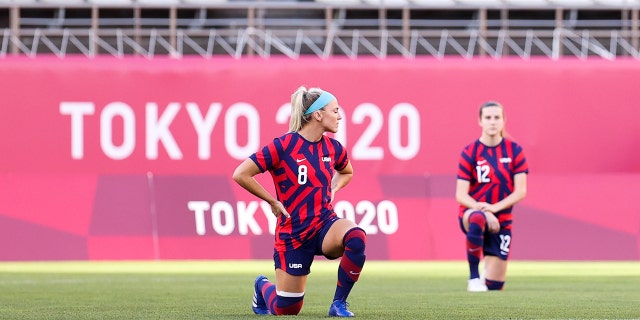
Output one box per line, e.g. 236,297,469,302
273,293,304,315
485,279,504,290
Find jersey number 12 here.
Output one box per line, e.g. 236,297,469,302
476,165,491,183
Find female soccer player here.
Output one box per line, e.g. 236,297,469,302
232,86,366,317
455,101,528,292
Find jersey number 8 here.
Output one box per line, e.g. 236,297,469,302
298,165,308,185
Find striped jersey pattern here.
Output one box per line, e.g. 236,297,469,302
250,132,349,251
457,138,529,229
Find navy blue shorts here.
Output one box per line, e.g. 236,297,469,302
274,216,340,276
459,217,512,261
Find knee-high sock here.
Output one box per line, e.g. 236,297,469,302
467,211,486,279
334,227,367,301
260,280,304,315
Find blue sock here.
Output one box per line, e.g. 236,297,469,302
334,228,366,301
467,211,486,279
260,280,277,314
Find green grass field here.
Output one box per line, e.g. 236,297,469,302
0,260,638,319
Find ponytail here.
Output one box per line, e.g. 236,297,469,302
289,86,323,132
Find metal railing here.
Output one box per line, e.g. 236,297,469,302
1,1,639,59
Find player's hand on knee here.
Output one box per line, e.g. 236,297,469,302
484,211,500,233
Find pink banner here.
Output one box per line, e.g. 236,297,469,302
1,56,638,260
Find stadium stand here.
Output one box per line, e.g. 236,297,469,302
0,0,638,58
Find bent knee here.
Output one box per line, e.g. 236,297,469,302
344,227,366,253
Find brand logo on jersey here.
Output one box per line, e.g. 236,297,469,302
499,157,512,163
322,157,331,162
296,158,306,163
288,263,303,269
476,159,487,165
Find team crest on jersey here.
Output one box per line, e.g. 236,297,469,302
499,157,512,163
322,156,331,162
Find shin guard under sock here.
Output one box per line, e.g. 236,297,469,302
467,211,486,279
334,227,366,301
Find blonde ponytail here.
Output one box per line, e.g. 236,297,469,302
289,86,323,132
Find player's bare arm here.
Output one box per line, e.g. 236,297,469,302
331,161,354,201
455,179,484,210
486,173,527,213
232,158,290,218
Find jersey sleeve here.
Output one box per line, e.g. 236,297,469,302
250,137,282,172
512,143,529,175
456,143,475,181
332,138,350,171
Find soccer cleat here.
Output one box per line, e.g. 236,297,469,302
467,278,488,292
328,299,354,317
252,275,270,315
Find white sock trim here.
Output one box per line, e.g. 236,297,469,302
276,290,305,297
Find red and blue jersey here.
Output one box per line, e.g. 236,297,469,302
250,132,349,252
457,138,528,229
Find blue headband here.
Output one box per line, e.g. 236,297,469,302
304,91,336,115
